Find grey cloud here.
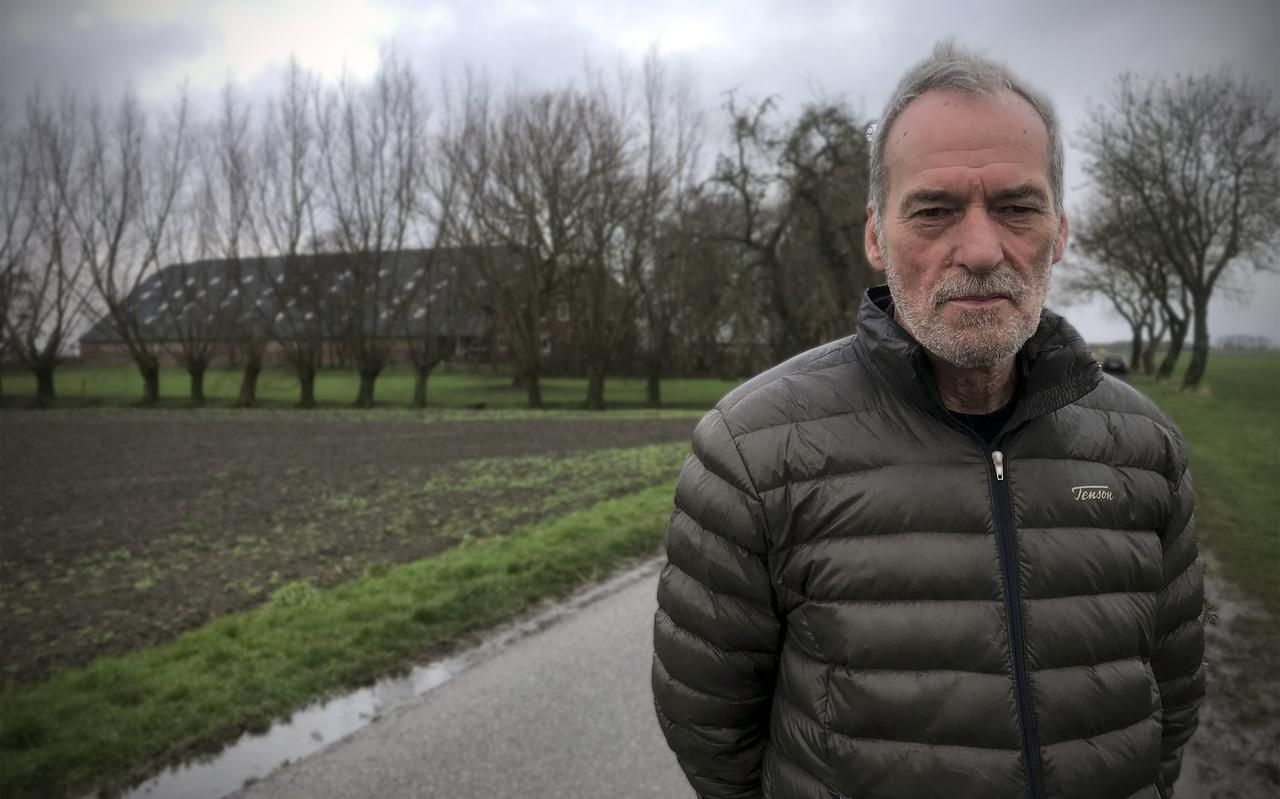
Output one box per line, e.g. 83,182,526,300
0,2,211,105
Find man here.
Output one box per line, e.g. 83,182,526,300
652,41,1204,799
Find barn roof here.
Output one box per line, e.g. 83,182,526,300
80,247,496,343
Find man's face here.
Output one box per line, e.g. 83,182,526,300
864,88,1068,369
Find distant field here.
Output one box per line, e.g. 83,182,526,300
0,363,739,410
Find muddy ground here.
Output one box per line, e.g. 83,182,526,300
1177,563,1280,798
0,409,696,685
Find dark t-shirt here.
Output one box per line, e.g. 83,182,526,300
949,397,1016,446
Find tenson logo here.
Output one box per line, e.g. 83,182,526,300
1072,485,1115,501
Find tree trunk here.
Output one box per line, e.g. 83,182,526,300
585,366,606,410
1182,297,1212,390
189,367,206,407
236,357,262,408
140,361,160,405
646,369,661,408
1143,316,1167,377
1142,337,1160,376
354,369,379,408
297,368,317,409
1129,325,1143,372
1157,318,1187,381
525,370,543,409
34,364,56,406
412,367,430,409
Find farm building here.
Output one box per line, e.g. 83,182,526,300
78,247,575,370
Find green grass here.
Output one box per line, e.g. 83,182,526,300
1129,351,1280,621
0,483,680,799
0,364,736,411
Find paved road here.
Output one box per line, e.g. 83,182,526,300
233,559,694,799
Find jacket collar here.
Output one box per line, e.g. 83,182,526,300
854,285,1103,431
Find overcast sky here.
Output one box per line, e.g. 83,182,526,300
3,0,1277,344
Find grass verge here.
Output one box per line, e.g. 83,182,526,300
1131,352,1279,623
0,483,678,799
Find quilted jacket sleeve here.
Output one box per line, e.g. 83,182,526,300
652,409,783,799
1153,468,1206,791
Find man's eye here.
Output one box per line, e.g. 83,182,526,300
999,205,1037,216
914,207,951,219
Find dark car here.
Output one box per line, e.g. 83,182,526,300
1100,354,1130,378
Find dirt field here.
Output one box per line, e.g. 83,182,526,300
0,409,697,685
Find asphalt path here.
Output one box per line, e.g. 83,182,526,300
232,559,694,799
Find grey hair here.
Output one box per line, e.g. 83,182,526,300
868,40,1064,228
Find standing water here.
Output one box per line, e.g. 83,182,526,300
116,656,466,799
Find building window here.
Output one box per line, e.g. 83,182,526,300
556,301,569,322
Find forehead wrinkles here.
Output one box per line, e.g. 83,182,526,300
882,89,1052,205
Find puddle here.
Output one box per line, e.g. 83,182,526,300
115,657,465,799
98,557,664,799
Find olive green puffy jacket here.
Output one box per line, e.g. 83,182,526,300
652,287,1205,799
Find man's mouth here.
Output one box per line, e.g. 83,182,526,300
940,294,1011,307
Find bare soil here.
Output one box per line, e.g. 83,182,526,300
0,409,695,685
1177,562,1280,798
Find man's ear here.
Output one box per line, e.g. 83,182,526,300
865,204,886,272
1052,209,1069,263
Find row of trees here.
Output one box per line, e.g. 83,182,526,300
0,51,875,409
1062,70,1279,388
7,54,1270,407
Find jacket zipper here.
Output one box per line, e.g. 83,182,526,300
986,448,1047,799
1155,772,1170,799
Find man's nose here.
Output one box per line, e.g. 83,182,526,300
951,209,1004,272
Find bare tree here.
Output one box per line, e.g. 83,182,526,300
5,93,101,405
251,59,325,407
397,129,469,409
0,98,36,399
663,189,760,377
1080,70,1280,388
1057,257,1156,372
313,51,428,408
197,80,273,406
65,88,192,405
568,71,642,410
1066,192,1194,378
446,78,595,409
638,57,703,407
705,95,873,361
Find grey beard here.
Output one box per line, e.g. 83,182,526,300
885,257,1047,369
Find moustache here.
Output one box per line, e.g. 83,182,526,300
931,267,1027,306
